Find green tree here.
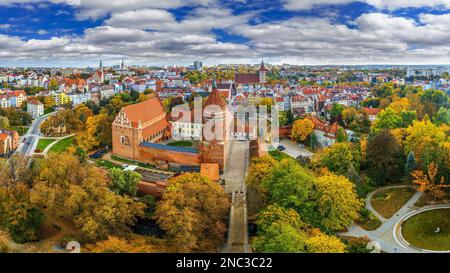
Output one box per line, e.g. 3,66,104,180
109,168,142,196
366,130,405,185
371,108,402,133
314,142,361,175
435,107,449,125
253,222,307,253
330,104,345,124
262,159,317,224
0,116,9,129
405,151,417,180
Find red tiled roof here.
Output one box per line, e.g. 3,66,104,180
363,107,381,116
235,73,259,84
204,88,227,109
142,117,170,139
0,133,8,141
122,97,166,128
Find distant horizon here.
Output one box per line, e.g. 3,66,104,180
2,1,450,66
2,63,450,70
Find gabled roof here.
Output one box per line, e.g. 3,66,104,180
235,73,259,84
122,97,165,128
204,87,227,109
363,107,381,116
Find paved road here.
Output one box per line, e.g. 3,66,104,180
279,139,314,159
339,185,424,253
15,112,56,157
222,140,251,253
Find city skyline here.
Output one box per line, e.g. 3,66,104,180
1,1,450,66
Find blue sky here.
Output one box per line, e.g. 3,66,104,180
1,0,450,67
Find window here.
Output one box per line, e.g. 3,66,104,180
120,136,127,144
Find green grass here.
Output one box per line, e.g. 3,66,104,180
402,209,450,251
44,108,55,115
48,136,74,153
10,126,29,136
269,150,292,161
167,140,193,147
35,139,56,152
371,187,415,218
95,160,120,170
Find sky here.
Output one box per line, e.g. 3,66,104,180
1,0,450,67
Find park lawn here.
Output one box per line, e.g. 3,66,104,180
95,159,121,170
48,136,75,153
371,187,415,219
269,150,292,161
402,209,450,251
167,140,193,147
35,139,56,152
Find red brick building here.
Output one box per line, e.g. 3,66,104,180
112,84,228,170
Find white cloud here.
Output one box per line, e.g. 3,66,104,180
283,0,450,10
37,29,48,35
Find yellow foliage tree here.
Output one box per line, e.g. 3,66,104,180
389,97,410,113
85,236,155,253
315,173,362,231
154,173,230,252
291,118,314,142
305,230,346,253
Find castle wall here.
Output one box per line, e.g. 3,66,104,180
137,145,201,166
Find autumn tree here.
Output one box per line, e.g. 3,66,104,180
256,204,304,232
366,130,405,185
31,152,145,243
154,173,229,252
0,156,44,243
314,173,362,232
405,119,448,178
85,236,155,253
412,162,449,201
109,168,142,196
0,184,44,243
291,118,314,142
305,230,345,253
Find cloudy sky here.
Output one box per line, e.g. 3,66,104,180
1,0,450,67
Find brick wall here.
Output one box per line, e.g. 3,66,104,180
137,145,201,166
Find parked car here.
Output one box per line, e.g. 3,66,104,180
277,145,286,151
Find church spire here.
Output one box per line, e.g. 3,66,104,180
212,76,217,90
99,59,103,70
260,59,267,71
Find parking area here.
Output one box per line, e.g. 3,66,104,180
279,139,314,159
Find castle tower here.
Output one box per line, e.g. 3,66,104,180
200,78,228,170
259,60,267,84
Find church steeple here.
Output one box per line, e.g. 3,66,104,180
99,59,103,70
260,59,267,72
259,59,267,84
212,76,217,90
